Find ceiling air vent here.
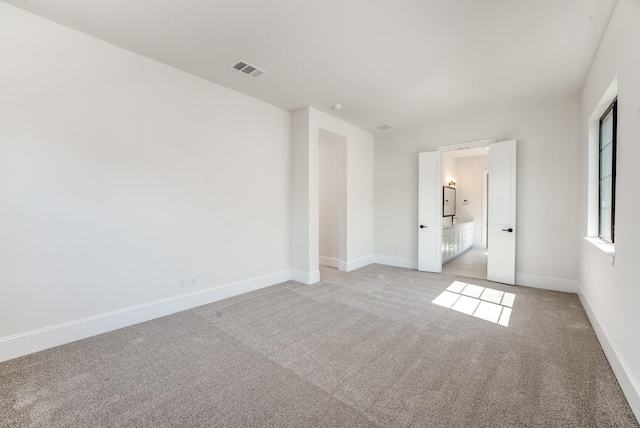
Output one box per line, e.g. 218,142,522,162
374,124,394,131
231,60,267,79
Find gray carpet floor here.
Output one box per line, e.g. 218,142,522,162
1,264,638,427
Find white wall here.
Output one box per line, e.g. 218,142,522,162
455,155,488,245
442,152,456,190
342,123,375,269
578,0,640,418
291,107,374,280
375,94,581,291
319,134,340,266
0,3,291,359
290,108,315,281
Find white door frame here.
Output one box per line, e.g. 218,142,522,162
420,138,516,284
439,139,495,253
482,169,489,248
319,129,348,271
437,138,496,153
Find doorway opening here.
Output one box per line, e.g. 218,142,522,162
318,130,346,271
418,139,516,285
440,146,489,280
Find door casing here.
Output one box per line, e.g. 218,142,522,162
418,139,516,285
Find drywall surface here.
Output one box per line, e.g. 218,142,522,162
291,107,374,278
455,155,488,245
0,4,291,339
578,0,640,419
375,94,581,290
442,152,456,190
290,108,314,279
314,111,374,271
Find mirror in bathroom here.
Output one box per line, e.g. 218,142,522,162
443,186,456,217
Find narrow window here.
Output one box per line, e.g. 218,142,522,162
598,99,616,243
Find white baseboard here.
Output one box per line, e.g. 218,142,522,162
0,270,291,363
290,269,320,285
372,258,578,293
339,255,374,272
515,273,578,293
578,289,640,421
319,256,339,269
373,255,418,270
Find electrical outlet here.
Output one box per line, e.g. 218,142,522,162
395,247,400,254
179,276,186,288
269,260,274,268
190,274,197,286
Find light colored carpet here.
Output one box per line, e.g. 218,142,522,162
1,265,638,427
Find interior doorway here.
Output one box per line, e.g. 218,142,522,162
441,147,490,280
418,139,517,285
318,130,347,270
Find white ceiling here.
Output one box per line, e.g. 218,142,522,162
4,0,617,133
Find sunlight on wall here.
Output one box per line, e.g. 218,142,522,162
432,281,515,326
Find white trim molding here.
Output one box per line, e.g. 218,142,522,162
515,273,578,293
586,77,618,239
0,270,292,363
437,138,496,152
578,289,640,421
290,269,320,285
583,236,615,265
319,256,340,269
2,266,342,362
339,255,374,272
373,255,418,270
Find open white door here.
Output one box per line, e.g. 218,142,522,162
487,140,517,285
418,151,443,272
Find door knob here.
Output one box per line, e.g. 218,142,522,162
501,228,513,232
420,225,426,229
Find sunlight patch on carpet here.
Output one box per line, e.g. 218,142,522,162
432,281,515,326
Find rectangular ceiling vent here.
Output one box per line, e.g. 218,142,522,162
374,124,394,131
231,60,267,79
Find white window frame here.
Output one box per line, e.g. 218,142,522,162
585,77,617,262
598,99,617,243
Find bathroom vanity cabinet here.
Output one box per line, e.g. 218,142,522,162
442,219,474,263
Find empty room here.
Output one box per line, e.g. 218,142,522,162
1,0,639,426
